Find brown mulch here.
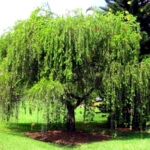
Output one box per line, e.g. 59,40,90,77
117,128,132,132
25,130,112,145
117,128,141,132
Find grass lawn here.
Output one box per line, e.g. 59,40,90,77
0,105,150,150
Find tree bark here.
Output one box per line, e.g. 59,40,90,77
66,101,75,131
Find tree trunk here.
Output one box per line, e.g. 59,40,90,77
65,88,94,131
66,101,75,131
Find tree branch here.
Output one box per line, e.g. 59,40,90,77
68,88,94,108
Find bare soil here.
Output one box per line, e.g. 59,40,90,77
25,130,112,145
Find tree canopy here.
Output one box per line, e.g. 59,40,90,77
101,0,150,58
0,8,150,131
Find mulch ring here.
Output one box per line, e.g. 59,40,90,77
117,128,141,132
25,130,112,146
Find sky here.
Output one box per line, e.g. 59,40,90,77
0,0,106,34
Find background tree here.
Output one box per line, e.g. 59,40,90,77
101,0,150,59
0,7,149,131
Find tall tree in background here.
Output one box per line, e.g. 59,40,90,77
103,0,150,58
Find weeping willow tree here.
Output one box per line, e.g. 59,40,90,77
0,7,149,131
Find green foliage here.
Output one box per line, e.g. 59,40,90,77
102,60,150,129
0,7,146,130
26,78,64,103
103,0,150,57
24,78,66,125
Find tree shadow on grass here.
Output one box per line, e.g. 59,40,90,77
6,121,110,134
5,122,65,133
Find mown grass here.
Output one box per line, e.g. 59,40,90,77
0,105,150,150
